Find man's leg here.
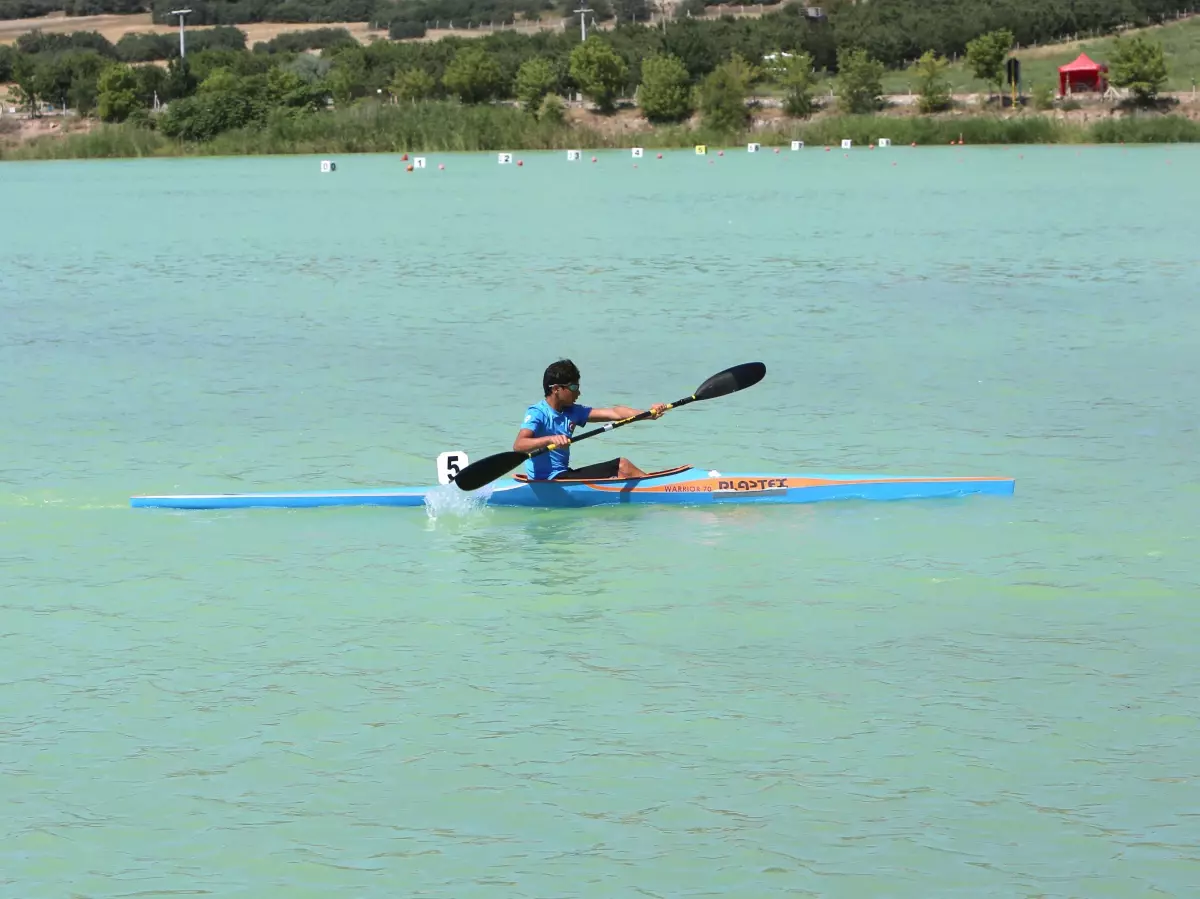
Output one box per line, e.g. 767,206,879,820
617,458,648,478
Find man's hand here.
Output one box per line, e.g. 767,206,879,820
648,403,669,419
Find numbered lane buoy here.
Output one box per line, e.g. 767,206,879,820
437,451,470,485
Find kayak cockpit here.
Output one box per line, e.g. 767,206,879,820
511,464,694,484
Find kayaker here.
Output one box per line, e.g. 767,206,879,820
513,359,668,481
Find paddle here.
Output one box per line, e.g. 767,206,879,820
452,362,767,492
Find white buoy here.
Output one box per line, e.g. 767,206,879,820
631,147,644,158
878,138,891,148
320,160,336,173
791,140,804,151
841,139,852,149
747,142,761,153
413,157,427,168
497,152,513,164
566,149,581,161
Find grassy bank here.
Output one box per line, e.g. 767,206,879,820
4,102,1200,161
879,16,1200,96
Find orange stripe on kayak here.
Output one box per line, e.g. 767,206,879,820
584,476,1013,494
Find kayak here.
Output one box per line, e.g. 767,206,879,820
129,465,1015,510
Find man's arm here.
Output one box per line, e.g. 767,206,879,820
588,404,672,422
587,406,643,422
514,428,567,453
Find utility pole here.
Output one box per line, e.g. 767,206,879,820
575,1,591,41
170,8,192,59
572,1,592,103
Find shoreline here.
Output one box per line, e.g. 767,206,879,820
4,99,1200,161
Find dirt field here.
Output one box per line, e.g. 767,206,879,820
0,2,775,46
0,11,387,46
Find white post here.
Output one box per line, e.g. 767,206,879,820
170,8,191,59
575,1,591,40
574,0,591,103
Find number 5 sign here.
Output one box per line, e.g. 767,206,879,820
436,451,469,485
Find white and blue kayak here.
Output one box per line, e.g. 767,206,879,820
130,365,1015,512
130,464,1015,511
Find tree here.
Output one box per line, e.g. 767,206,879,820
612,0,649,23
723,52,761,97
33,54,74,111
11,55,41,115
282,54,332,86
913,49,951,113
442,45,505,104
699,54,755,134
662,18,721,80
97,63,140,122
328,46,368,106
771,51,816,118
965,28,1013,99
836,47,884,114
391,67,436,102
1109,35,1168,105
197,66,240,95
569,36,628,113
515,56,556,113
637,53,692,122
163,57,196,103
266,66,326,112
0,44,16,83
66,52,108,115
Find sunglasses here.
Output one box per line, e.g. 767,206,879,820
556,382,580,392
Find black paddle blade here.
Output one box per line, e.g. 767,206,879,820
693,362,766,402
453,450,526,492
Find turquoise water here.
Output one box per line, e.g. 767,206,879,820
2,146,1199,897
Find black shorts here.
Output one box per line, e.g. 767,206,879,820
554,458,621,480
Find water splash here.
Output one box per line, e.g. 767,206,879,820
423,482,494,521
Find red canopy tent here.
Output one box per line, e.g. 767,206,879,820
1058,53,1108,95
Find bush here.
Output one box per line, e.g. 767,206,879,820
1031,82,1055,110
538,92,565,124
253,27,356,54
699,56,752,133
836,47,883,115
389,20,427,39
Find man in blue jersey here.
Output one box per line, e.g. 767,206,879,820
514,359,668,480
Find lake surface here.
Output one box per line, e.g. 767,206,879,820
2,144,1198,898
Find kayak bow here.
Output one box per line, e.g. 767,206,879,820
130,465,1015,510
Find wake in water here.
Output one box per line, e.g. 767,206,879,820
422,483,494,521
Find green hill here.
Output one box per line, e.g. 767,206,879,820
878,15,1200,95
